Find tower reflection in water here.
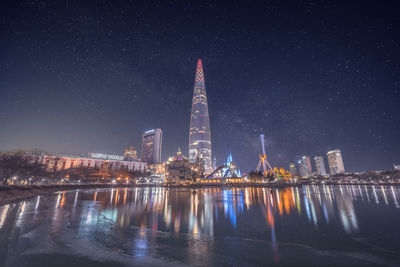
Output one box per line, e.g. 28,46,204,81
68,185,400,236
1,185,400,264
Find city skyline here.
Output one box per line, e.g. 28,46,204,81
1,1,399,172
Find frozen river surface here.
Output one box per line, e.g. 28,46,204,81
1,185,400,266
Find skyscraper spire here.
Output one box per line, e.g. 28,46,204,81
189,58,213,173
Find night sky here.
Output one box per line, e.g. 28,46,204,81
1,1,399,172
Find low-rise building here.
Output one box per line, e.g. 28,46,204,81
123,147,138,160
26,152,147,172
147,163,166,176
165,148,202,184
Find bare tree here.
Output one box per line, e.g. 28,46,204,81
0,153,48,185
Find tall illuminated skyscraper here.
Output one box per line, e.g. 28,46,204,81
189,59,212,173
141,128,162,164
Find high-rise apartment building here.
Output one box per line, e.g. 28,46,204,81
289,162,298,176
299,156,312,178
141,129,162,164
327,149,345,175
189,59,213,173
314,156,327,176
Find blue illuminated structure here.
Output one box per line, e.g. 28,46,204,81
206,152,242,178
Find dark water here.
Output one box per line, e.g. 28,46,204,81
1,186,400,266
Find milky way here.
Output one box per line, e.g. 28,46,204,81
1,1,399,172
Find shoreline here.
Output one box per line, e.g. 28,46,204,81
1,182,400,207
0,184,138,207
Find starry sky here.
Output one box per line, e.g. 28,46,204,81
1,1,399,172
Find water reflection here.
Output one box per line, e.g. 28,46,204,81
68,185,400,240
0,204,10,229
1,185,400,266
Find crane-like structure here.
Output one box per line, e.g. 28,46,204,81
256,132,274,176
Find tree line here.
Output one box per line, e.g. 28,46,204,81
0,150,146,185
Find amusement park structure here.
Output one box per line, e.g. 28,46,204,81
256,131,292,181
206,153,241,179
195,152,243,184
256,133,273,176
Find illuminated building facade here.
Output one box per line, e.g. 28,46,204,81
298,156,312,178
327,149,345,175
215,152,242,178
26,153,147,172
165,148,203,183
147,163,166,176
123,147,138,160
141,129,162,164
314,156,327,176
189,59,212,173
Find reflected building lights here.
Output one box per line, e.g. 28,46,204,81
358,185,364,201
309,193,318,226
295,187,301,214
4,182,400,267
364,185,371,202
351,185,357,200
391,187,400,208
372,186,380,204
20,185,400,251
322,204,329,223
73,191,79,207
262,189,279,263
60,191,66,208
134,226,149,257
55,192,61,208
304,194,312,223
203,192,214,235
115,189,119,205
16,201,27,227
6,183,400,267
174,212,181,233
0,204,10,229
381,186,389,205
337,199,359,234
35,195,40,210
110,189,114,204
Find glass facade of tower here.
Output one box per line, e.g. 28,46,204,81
141,129,162,164
189,59,212,173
